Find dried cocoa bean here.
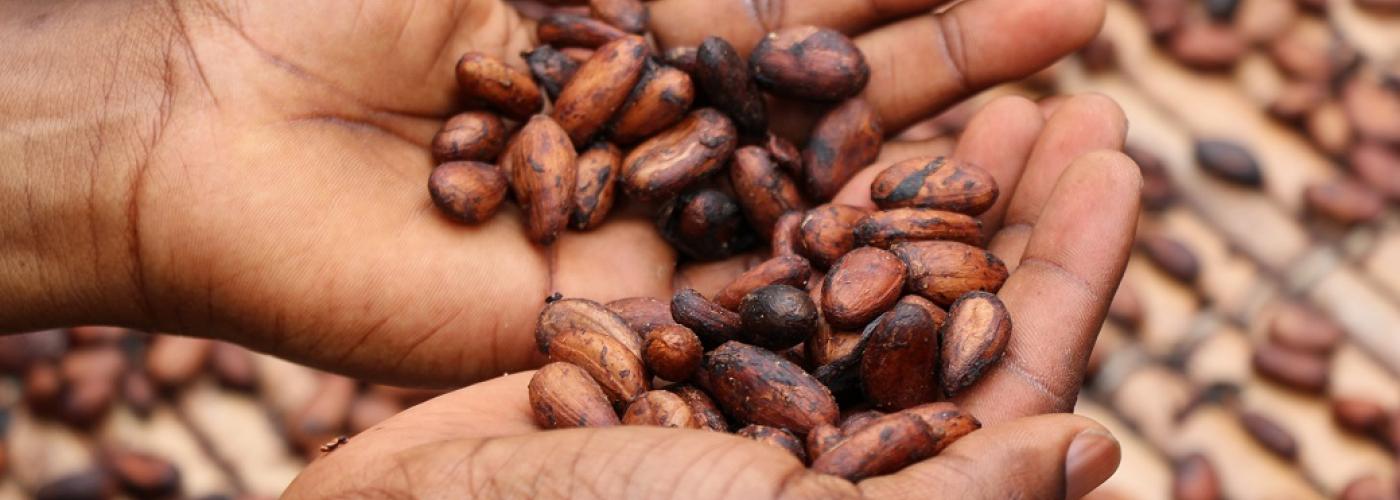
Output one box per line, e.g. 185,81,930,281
622,108,738,202
1168,20,1247,71
739,284,818,350
1239,411,1297,460
209,342,257,392
854,208,982,249
1350,141,1400,200
121,371,157,417
546,328,649,405
455,52,543,120
536,297,643,359
1270,20,1356,82
524,45,580,99
24,361,62,415
656,187,756,261
622,390,699,428
1127,145,1176,211
869,156,999,215
697,341,838,434
1304,178,1384,225
1141,0,1188,38
34,469,115,500
1268,302,1344,354
810,318,880,399
537,12,628,48
821,247,905,330
59,348,124,426
803,98,882,201
107,449,180,498
663,46,699,76
671,288,743,348
669,384,729,432
838,410,884,436
609,62,695,145
749,26,869,101
1269,80,1326,123
799,204,870,269
552,35,648,146
1252,341,1329,393
1139,233,1200,284
1172,453,1221,500
606,296,677,335
810,412,936,481
730,146,807,238
432,111,508,164
861,303,938,410
737,425,807,462
714,255,812,310
1331,397,1387,435
902,402,981,453
892,241,1009,306
507,115,578,245
1195,139,1262,187
589,0,648,33
766,133,802,176
67,326,126,346
695,36,767,138
529,362,621,429
429,161,509,224
1343,69,1400,144
806,423,843,462
940,291,1012,395
643,324,702,382
770,211,804,258
570,142,622,230
895,295,948,331
806,321,863,369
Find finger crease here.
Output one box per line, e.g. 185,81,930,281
931,11,973,95
1018,256,1101,304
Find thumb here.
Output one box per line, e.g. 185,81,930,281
857,414,1120,499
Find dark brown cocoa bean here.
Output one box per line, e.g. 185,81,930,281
1195,139,1263,187
1172,453,1221,500
622,390,699,428
536,297,644,358
798,204,870,269
622,108,738,202
455,52,543,120
940,291,1012,395
524,45,580,99
861,303,938,410
806,423,843,462
656,188,756,261
854,208,983,248
34,468,114,500
892,241,1009,306
507,115,578,245
609,62,695,145
432,111,508,164
739,284,818,350
895,295,948,331
546,328,649,405
1268,302,1344,354
537,12,628,48
589,0,648,33
552,35,647,146
695,36,767,138
669,384,729,432
770,211,804,258
663,46,699,76
1168,20,1247,71
1239,411,1297,460
606,296,677,335
822,247,905,330
810,412,936,481
766,133,803,177
838,410,885,436
870,156,999,215
570,142,622,230
1331,397,1387,435
671,288,743,348
902,402,981,453
730,146,807,238
696,341,838,434
749,26,870,101
714,255,812,310
737,425,807,462
209,342,257,392
1252,342,1329,393
1126,145,1177,211
803,98,883,201
529,362,621,429
1304,178,1384,225
1142,0,1188,38
107,449,180,498
1139,233,1201,284
642,324,702,382
429,161,509,224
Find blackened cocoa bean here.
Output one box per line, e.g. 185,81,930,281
656,187,756,261
695,36,767,138
739,284,818,350
671,288,743,348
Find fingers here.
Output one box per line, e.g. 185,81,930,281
856,0,1106,130
858,414,1120,500
956,151,1141,422
947,95,1045,240
987,94,1129,268
648,0,955,53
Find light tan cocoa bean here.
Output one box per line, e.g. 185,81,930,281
622,390,699,428
529,362,621,429
940,291,1012,395
546,328,649,405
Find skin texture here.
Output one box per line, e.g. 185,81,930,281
1,0,1131,497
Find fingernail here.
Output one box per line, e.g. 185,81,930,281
1064,429,1120,499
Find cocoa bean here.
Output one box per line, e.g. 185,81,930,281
1238,411,1297,460
822,247,905,330
529,362,621,429
429,161,509,224
1251,342,1329,393
739,284,818,350
806,423,843,462
895,295,948,331
0,329,66,374
714,255,812,310
671,289,743,348
642,324,702,382
730,146,807,238
695,36,767,138
770,211,804,258
609,62,695,145
546,328,650,405
1268,302,1344,354
798,204,870,269
1305,100,1354,158
1204,0,1240,20
551,35,648,146
810,412,936,481
765,133,802,177
58,348,125,427
1270,20,1356,82
854,208,983,248
1107,280,1144,328
803,98,883,201
621,108,738,202
1305,177,1384,225
861,303,938,410
1268,80,1326,123
696,341,838,434
656,187,756,261
1172,453,1221,500
537,12,628,48
806,321,864,369
902,402,981,453
1343,69,1400,144
838,410,885,436
1139,233,1200,284
605,296,677,335
622,390,700,428
454,52,543,120
145,336,213,389
1331,397,1387,435
523,45,580,99
668,384,729,432
1168,20,1246,71
1350,141,1400,200
507,115,578,245
892,241,1009,306
432,111,508,164
67,326,126,347
810,318,880,399
536,297,643,359
736,425,807,462
570,142,622,230
107,449,180,498
1194,139,1262,187
1079,34,1117,73
34,468,114,500
663,46,699,76
24,361,62,415
870,156,999,215
561,47,596,64
940,291,1012,395
749,26,870,101
1141,0,1188,38
589,0,648,33
1126,145,1176,211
